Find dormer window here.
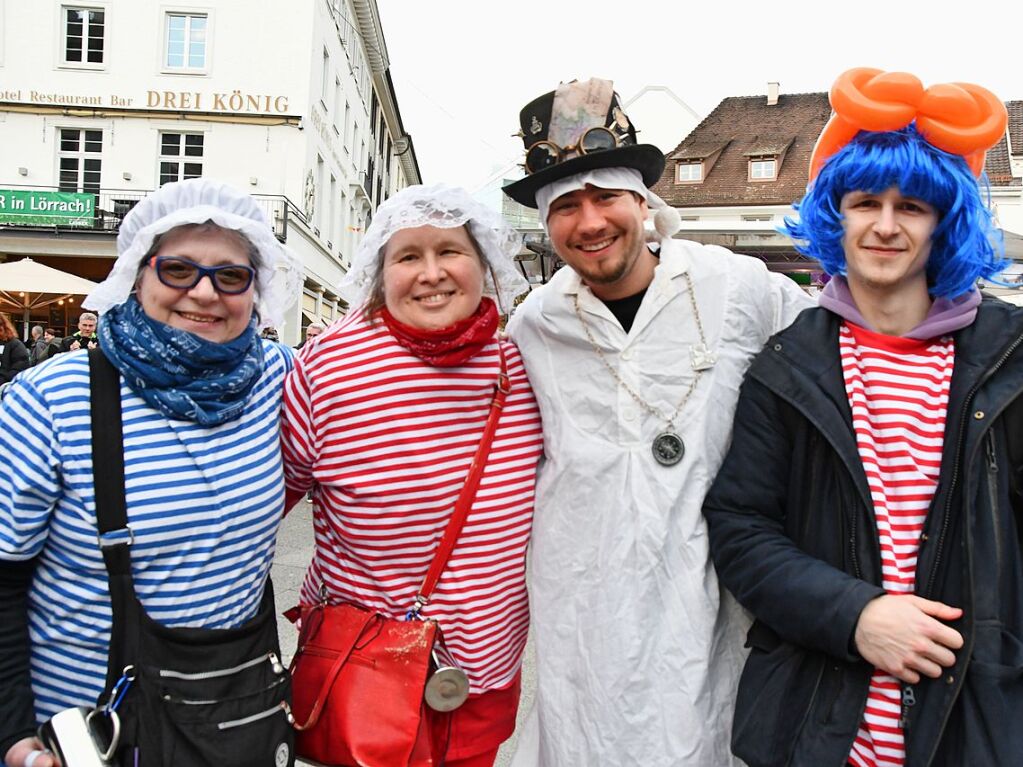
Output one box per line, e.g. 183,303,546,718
675,162,703,183
749,157,777,181
670,141,729,186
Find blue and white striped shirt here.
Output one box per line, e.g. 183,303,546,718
0,341,293,721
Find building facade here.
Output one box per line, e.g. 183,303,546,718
0,0,420,342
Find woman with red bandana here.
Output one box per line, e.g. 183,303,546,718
281,184,542,767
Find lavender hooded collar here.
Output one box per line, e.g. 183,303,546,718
819,276,981,340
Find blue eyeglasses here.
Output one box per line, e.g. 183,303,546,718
149,256,255,294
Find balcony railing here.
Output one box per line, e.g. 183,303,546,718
0,183,299,243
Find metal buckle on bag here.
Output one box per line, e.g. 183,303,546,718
97,526,134,548
496,373,511,396
406,594,429,621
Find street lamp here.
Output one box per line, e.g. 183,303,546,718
515,233,563,286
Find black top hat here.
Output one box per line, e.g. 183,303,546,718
502,79,665,209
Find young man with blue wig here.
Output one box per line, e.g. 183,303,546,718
703,68,1019,767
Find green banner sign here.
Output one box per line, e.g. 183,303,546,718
0,189,94,227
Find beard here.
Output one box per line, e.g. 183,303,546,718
561,228,649,290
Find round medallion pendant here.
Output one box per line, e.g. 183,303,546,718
652,432,685,466
424,665,470,712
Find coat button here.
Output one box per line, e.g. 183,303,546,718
974,410,985,420
773,343,782,352
920,533,929,542
946,675,955,685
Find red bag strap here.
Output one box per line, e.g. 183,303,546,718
411,345,509,615
290,606,377,731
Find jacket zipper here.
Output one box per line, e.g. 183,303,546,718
159,652,284,681
986,430,999,485
849,501,863,580
783,662,825,767
899,683,916,731
922,330,1023,597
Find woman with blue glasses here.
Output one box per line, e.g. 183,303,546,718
0,179,301,767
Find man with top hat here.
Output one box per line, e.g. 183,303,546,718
503,78,812,765
703,68,1019,766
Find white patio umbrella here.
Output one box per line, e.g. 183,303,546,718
0,257,99,340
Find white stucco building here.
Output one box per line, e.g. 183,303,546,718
0,0,420,342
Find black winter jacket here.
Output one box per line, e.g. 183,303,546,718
0,338,30,384
704,300,1023,767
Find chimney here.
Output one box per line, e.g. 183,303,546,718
767,82,780,106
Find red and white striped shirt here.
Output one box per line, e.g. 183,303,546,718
281,310,543,693
840,322,954,767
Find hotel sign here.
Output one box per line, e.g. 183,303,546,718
0,189,95,227
0,88,291,115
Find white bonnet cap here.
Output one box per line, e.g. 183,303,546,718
84,178,302,329
338,183,527,313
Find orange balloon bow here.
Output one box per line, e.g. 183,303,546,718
808,67,1008,181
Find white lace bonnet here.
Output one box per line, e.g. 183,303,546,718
338,183,527,313
84,178,302,329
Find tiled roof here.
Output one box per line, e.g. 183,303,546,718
653,92,831,207
1007,101,1022,156
740,136,794,157
984,130,1017,187
653,93,1021,206
670,139,730,161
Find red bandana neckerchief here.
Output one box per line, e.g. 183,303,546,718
379,297,498,367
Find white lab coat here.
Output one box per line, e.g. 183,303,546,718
506,238,813,766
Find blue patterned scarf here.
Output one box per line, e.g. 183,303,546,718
98,296,264,426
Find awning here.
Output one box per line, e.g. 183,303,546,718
0,257,98,295
0,257,100,339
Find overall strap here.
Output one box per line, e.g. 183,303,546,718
89,348,132,573
413,345,509,612
89,348,142,690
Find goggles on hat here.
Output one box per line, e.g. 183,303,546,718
525,126,626,174
148,256,255,294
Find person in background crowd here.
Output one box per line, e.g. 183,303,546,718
501,77,812,766
282,184,542,767
39,330,61,362
0,314,30,386
703,68,1017,767
58,312,98,353
27,327,47,366
261,326,280,343
0,178,301,767
295,321,325,350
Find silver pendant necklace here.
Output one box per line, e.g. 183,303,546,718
573,271,716,467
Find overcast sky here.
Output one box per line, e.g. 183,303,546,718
376,0,1022,191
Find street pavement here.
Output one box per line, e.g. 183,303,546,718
271,499,535,767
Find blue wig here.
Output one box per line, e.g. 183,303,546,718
784,125,1005,298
